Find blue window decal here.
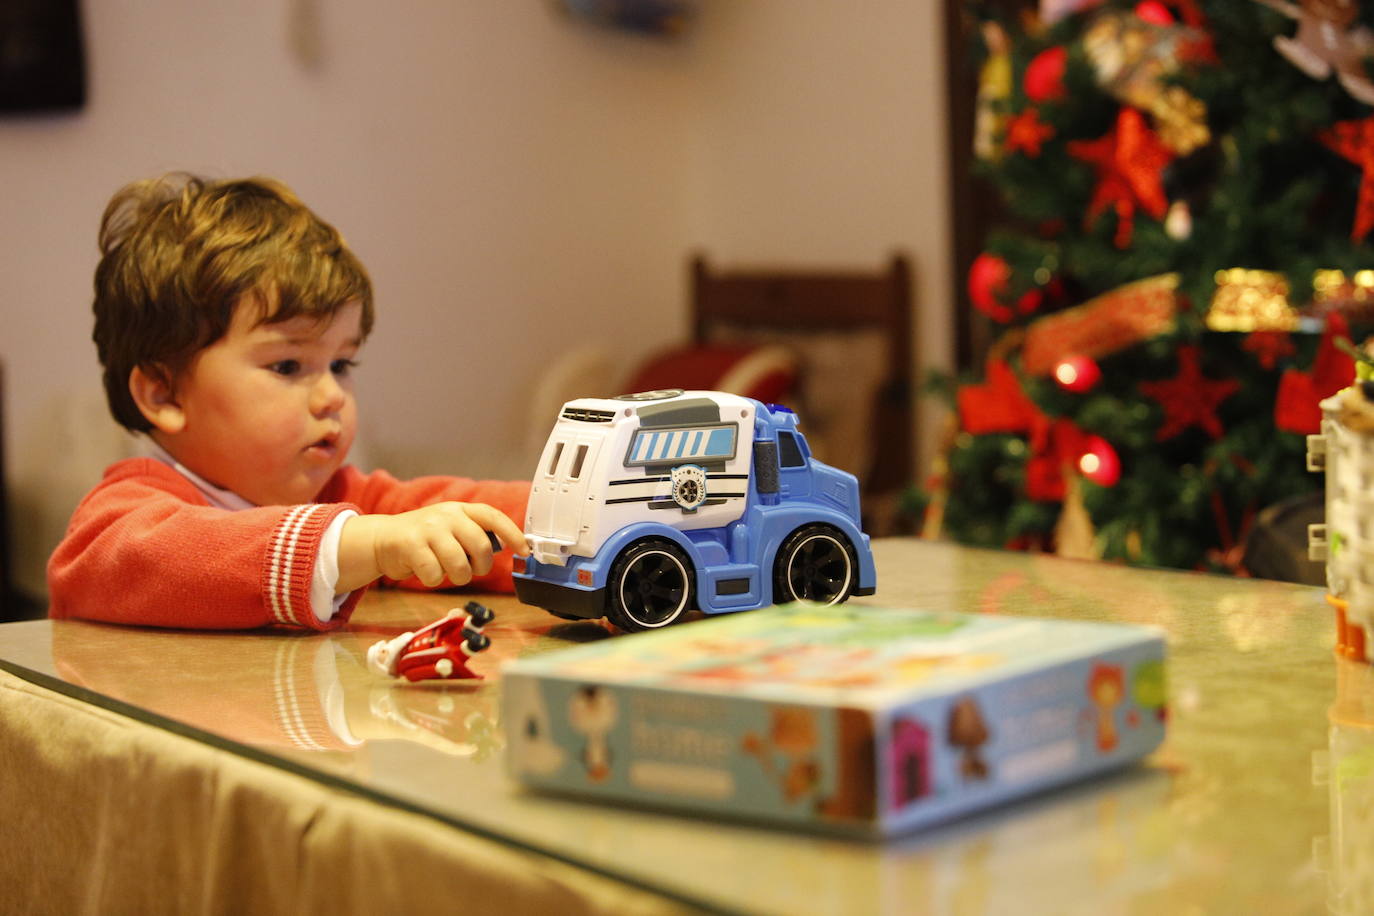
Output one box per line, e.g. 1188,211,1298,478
626,424,737,467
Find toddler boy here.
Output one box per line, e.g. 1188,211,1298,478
47,174,529,630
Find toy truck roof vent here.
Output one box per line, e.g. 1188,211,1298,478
561,407,616,423
614,389,683,402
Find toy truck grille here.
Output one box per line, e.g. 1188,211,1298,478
561,407,616,423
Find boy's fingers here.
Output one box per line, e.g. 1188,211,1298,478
431,536,474,586
451,520,497,578
466,504,529,556
413,554,447,588
496,516,529,556
381,547,431,585
399,534,446,587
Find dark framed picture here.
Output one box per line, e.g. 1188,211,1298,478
551,0,698,38
0,0,86,113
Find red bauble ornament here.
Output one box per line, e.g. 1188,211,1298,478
968,253,1044,324
1017,288,1045,315
1024,47,1068,103
968,253,1012,322
1053,355,1102,393
1077,435,1121,487
1134,1,1173,24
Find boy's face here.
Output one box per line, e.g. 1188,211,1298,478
153,300,364,505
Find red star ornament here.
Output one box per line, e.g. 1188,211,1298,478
1242,329,1295,370
1138,345,1239,440
1320,117,1374,243
957,358,1039,434
1275,312,1354,434
1068,107,1175,249
1004,107,1055,157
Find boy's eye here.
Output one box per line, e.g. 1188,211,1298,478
331,358,358,376
269,360,301,376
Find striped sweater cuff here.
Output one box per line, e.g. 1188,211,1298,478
264,503,359,630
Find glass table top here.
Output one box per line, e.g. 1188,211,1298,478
0,539,1360,914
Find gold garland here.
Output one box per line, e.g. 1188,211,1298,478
1204,269,1374,332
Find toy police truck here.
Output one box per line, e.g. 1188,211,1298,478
513,389,876,631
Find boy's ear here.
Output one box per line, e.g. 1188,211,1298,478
128,365,186,434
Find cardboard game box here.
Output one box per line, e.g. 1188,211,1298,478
502,604,1167,837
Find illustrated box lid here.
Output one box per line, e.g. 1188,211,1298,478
503,602,1166,709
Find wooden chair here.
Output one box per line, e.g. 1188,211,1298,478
689,253,914,520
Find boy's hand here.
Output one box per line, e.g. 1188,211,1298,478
336,503,529,594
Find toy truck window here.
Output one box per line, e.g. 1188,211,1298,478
546,442,565,477
626,423,737,468
777,431,806,468
570,444,589,480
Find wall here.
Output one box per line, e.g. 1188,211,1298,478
683,0,952,480
0,0,951,598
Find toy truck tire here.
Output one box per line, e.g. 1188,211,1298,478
607,538,696,632
772,524,858,606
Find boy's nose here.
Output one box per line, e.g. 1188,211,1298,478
311,372,347,414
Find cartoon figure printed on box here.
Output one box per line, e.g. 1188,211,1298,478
568,685,619,782
742,706,823,802
504,675,568,776
1088,663,1125,752
739,704,874,819
513,390,876,632
889,718,932,808
947,696,992,781
1308,349,1374,663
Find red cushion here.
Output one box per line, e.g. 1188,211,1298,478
625,344,796,404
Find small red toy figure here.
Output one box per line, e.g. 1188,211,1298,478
366,601,495,681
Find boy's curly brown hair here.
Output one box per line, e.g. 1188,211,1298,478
93,173,374,431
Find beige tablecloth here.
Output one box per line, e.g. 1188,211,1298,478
0,669,696,916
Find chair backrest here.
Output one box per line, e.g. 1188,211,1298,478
689,253,914,499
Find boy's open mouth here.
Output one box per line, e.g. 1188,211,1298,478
307,432,340,455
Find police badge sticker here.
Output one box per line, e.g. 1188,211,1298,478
670,465,708,511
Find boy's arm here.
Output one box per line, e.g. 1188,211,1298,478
320,467,531,593
48,467,364,630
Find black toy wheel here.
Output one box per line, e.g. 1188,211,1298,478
773,525,857,606
607,539,695,632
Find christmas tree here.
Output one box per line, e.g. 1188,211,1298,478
933,0,1374,573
